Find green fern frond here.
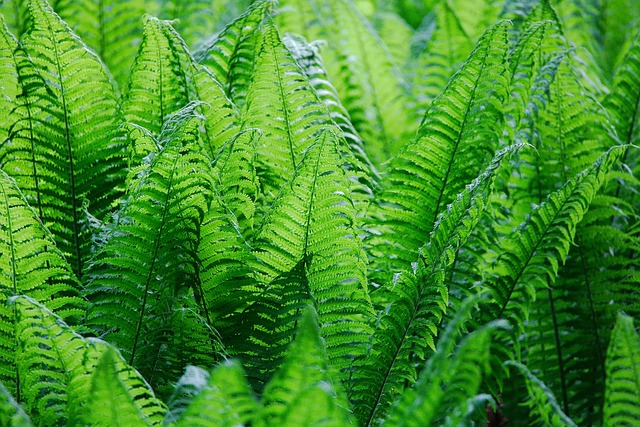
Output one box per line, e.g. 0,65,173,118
174,361,259,427
277,0,414,167
506,361,578,427
0,0,29,36
383,297,508,427
123,15,240,157
247,130,373,386
0,15,19,146
122,15,190,136
212,129,261,237
84,109,217,393
0,169,85,399
409,0,473,115
1,0,126,279
366,21,510,292
260,306,354,426
81,346,159,427
351,144,516,426
0,382,32,427
194,0,273,107
163,366,210,425
481,145,627,334
372,11,413,67
282,31,380,198
603,312,640,426
51,0,153,91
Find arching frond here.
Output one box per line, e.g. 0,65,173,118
603,312,640,426
0,16,19,146
409,0,473,115
84,110,217,394
1,0,126,278
276,0,414,168
81,347,158,427
252,130,373,381
194,0,273,107
481,145,627,340
384,298,508,427
0,170,85,399
506,361,578,427
351,145,516,426
50,0,153,91
366,21,510,292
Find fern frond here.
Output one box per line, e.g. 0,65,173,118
163,366,210,425
10,295,166,426
409,0,473,115
481,145,627,336
506,361,578,427
0,16,19,146
0,382,32,427
383,297,508,427
174,361,259,427
282,31,380,198
2,0,126,278
194,0,273,107
0,169,85,398
351,144,516,426
276,0,414,167
366,21,510,292
252,130,373,380
81,347,159,427
260,306,354,426
51,0,153,91
603,312,640,426
84,109,217,393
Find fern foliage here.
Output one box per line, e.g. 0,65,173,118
0,0,638,426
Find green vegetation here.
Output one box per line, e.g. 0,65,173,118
0,0,639,425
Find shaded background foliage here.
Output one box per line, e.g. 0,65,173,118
0,0,639,426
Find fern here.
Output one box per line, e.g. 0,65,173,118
351,144,517,425
84,108,218,395
1,0,126,278
173,361,259,427
0,169,85,399
365,20,510,293
194,0,273,107
260,306,354,426
506,361,578,427
251,130,373,383
603,312,640,426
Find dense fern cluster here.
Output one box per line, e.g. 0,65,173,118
0,0,638,425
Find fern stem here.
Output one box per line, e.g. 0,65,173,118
546,281,569,415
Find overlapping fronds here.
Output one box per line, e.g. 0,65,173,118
351,145,516,426
81,347,160,427
0,170,85,398
603,313,640,426
173,361,259,427
366,21,510,291
194,0,273,107
0,0,126,278
50,0,152,90
383,297,507,427
252,130,373,380
260,306,354,426
84,109,218,393
277,0,414,167
506,361,577,427
10,296,166,426
481,145,626,336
